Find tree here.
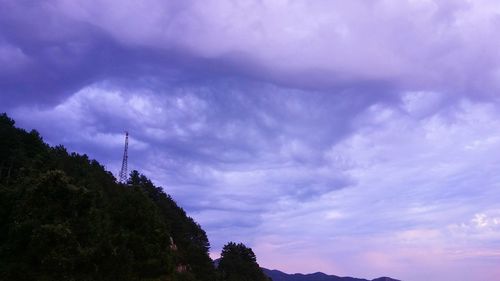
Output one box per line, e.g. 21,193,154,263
0,170,96,280
217,242,271,281
128,170,217,281
0,113,218,281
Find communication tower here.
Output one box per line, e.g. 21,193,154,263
118,131,129,183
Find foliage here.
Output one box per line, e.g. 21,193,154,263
217,242,271,281
0,113,215,281
128,171,216,281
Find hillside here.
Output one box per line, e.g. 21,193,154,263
0,113,215,280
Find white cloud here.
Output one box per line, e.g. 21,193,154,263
248,97,500,280
7,82,500,281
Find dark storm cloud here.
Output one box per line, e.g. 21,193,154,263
0,0,405,110
2,0,500,111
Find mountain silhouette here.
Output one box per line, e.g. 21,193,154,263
262,268,401,281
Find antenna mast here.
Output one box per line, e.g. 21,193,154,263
118,131,129,183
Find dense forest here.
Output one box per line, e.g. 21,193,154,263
0,113,269,281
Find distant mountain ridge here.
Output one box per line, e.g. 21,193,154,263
213,258,400,281
262,268,400,281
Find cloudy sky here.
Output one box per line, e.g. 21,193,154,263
2,0,500,280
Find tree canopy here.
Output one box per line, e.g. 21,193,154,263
217,242,271,281
0,113,215,281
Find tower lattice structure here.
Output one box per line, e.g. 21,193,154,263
118,131,129,183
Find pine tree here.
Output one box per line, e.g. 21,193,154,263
218,242,271,281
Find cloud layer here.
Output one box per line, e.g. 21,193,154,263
2,1,500,281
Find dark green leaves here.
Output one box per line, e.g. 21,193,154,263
218,242,271,281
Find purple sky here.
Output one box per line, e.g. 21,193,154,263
1,1,500,280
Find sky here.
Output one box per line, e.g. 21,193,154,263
1,0,500,280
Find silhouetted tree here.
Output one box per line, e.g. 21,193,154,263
218,242,271,281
